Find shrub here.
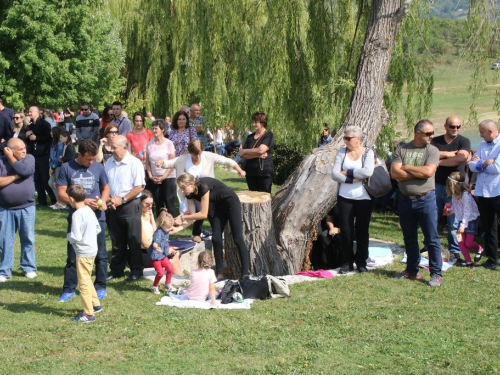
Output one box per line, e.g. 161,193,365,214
272,143,306,185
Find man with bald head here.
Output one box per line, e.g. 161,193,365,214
25,106,56,206
430,115,471,262
0,138,37,282
469,120,500,269
105,135,145,281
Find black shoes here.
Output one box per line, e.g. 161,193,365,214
338,263,354,274
481,261,498,270
106,273,124,281
357,266,368,273
456,261,473,268
474,252,483,262
126,274,142,282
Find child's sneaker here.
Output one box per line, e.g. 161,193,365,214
164,284,177,293
71,313,95,323
151,286,160,295
93,305,103,314
177,287,186,295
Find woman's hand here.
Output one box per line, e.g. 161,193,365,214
49,168,54,175
100,138,107,146
260,152,268,159
58,156,63,162
173,216,183,226
329,228,340,236
170,249,177,257
155,159,164,168
238,169,246,178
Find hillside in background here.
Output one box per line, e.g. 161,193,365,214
430,0,469,19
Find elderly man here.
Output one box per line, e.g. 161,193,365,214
0,139,37,282
391,119,442,287
469,119,500,269
105,135,145,281
430,116,471,262
56,139,110,301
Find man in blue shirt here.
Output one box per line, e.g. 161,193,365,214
57,139,110,301
469,119,500,269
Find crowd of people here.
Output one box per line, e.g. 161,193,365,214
2,94,500,319
0,98,275,322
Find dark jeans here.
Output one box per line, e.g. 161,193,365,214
34,155,56,205
209,198,249,276
398,190,442,276
63,221,107,293
337,196,374,268
146,178,176,217
477,196,500,265
246,175,273,194
108,199,144,277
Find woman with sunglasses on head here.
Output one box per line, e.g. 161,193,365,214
12,112,30,142
331,126,374,275
95,124,119,164
238,112,275,193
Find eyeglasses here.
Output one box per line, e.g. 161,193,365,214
448,125,461,130
108,130,118,134
420,131,434,137
343,136,357,141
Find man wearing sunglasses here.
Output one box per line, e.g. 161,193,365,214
75,102,100,145
429,116,471,263
391,119,442,287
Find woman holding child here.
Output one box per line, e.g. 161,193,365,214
331,125,374,274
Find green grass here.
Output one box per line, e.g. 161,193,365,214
2,169,500,374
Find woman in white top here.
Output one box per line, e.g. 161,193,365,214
156,139,245,242
146,119,177,217
331,126,374,274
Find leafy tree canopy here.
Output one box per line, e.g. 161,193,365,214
0,0,125,110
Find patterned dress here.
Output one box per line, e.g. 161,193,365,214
169,127,198,156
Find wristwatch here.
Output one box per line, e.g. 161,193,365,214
121,197,128,205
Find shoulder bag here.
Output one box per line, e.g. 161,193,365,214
362,148,392,198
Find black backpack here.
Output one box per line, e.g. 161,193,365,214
220,280,242,304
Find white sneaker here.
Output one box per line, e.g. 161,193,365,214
25,272,37,279
0,276,7,282
151,286,160,295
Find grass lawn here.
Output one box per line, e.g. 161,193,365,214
2,168,500,374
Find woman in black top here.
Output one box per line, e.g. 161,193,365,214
174,173,250,279
238,112,274,193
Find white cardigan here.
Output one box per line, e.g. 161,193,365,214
161,151,237,207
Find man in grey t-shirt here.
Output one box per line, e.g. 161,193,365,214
391,119,442,287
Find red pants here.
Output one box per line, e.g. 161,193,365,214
151,257,173,287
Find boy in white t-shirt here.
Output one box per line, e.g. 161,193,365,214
66,184,102,323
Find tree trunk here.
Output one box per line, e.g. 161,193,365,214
271,0,412,274
224,191,287,279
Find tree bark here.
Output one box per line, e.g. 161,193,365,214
224,190,287,279
271,0,412,274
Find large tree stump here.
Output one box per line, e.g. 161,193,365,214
224,190,288,279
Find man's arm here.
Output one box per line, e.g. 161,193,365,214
401,163,437,179
0,175,20,188
438,149,469,167
391,162,414,181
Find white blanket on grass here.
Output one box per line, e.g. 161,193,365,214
156,293,254,309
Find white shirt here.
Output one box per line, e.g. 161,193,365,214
469,134,500,198
105,152,145,197
338,156,371,200
67,206,101,257
185,154,203,178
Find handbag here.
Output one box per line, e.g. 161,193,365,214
220,280,243,304
362,149,392,198
266,275,290,298
239,275,270,300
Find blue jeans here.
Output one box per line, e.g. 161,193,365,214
218,141,241,157
0,205,37,278
398,190,442,276
435,183,460,255
62,220,108,293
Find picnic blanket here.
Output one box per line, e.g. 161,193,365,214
156,293,254,309
400,253,455,271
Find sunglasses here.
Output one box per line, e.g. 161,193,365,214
144,202,154,206
448,125,461,130
81,108,90,111
420,131,434,137
343,136,357,141
108,130,118,134
14,116,21,119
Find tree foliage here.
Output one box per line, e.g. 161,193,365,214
0,0,125,110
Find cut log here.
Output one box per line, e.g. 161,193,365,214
224,190,288,279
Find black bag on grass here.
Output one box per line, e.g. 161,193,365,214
220,280,242,304
239,275,270,300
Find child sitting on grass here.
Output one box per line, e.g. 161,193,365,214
66,185,102,323
180,251,217,307
148,208,178,294
446,171,482,267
